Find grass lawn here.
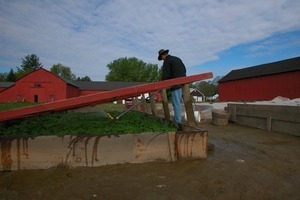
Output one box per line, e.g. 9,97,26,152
0,102,40,112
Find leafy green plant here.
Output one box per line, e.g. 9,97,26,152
0,111,176,136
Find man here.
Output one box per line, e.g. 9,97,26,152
158,49,186,127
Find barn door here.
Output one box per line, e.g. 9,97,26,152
34,95,38,103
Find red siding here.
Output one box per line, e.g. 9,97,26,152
219,71,300,101
66,84,80,98
79,90,162,101
0,87,6,92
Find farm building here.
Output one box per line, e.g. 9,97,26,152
218,56,300,101
0,68,147,103
190,88,205,102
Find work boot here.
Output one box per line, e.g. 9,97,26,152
176,123,183,131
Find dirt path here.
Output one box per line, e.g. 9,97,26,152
1,120,299,200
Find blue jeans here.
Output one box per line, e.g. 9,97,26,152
172,88,182,124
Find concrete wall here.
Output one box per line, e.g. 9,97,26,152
227,103,300,136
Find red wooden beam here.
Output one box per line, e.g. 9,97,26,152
0,72,213,121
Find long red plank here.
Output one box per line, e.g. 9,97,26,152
0,72,213,121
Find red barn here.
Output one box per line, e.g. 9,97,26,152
0,68,150,103
218,56,300,101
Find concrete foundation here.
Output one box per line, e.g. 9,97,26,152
227,103,300,136
0,131,207,171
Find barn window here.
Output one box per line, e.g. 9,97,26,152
34,83,41,88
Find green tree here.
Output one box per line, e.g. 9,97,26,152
76,76,92,81
0,72,7,82
105,57,161,82
50,63,76,81
19,54,43,71
194,81,218,100
16,54,43,79
6,68,17,82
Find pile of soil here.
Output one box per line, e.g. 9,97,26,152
1,120,299,200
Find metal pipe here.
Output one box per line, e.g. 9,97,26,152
116,101,142,119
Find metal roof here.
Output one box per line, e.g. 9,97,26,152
0,82,14,88
218,56,300,83
71,81,147,90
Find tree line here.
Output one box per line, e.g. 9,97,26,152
0,54,219,100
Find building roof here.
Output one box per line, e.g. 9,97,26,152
71,81,147,91
190,88,204,97
218,56,300,83
0,82,14,88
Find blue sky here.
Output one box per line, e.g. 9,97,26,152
1,0,300,81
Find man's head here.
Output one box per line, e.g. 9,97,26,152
158,49,169,61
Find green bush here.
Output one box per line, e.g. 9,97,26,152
0,111,176,136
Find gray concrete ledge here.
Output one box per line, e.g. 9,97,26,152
227,103,300,136
0,131,207,171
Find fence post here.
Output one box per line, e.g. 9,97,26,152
149,93,157,117
141,94,148,113
182,84,196,127
161,89,170,121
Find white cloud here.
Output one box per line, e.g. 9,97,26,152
0,0,300,80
